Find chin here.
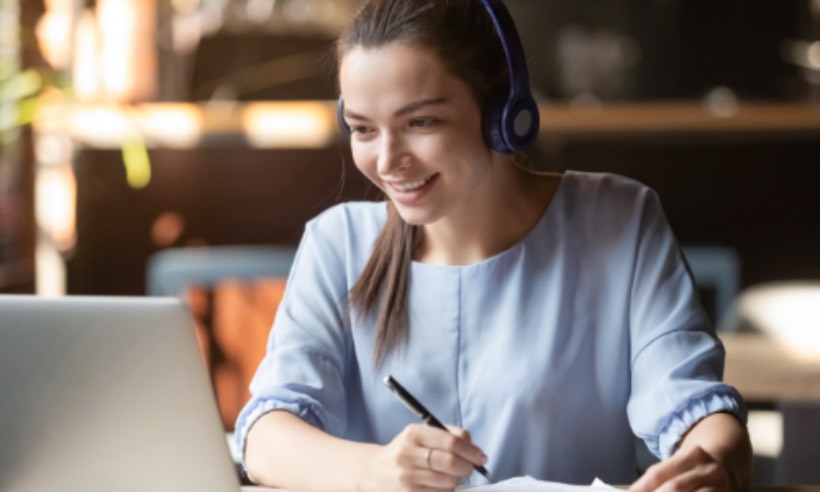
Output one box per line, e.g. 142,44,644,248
394,207,440,227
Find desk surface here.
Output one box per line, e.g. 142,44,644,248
241,486,820,491
720,333,820,402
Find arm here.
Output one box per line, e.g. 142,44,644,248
245,411,488,492
622,183,749,489
629,412,752,492
238,207,487,491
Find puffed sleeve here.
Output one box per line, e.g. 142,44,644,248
233,211,352,466
626,187,747,459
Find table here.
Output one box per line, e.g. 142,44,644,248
721,333,820,402
240,486,820,491
720,333,820,484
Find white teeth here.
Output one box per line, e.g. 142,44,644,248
392,176,432,192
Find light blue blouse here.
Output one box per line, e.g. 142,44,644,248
235,171,746,485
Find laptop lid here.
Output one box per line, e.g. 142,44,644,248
0,295,241,492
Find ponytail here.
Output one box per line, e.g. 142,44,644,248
349,202,418,365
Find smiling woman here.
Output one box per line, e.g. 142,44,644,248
340,43,494,229
236,1,752,492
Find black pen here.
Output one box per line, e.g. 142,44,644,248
383,374,493,482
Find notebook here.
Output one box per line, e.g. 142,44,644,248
0,295,241,492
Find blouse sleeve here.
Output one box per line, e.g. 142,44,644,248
626,187,747,459
233,212,352,466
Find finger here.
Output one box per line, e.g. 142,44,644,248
406,465,465,491
407,425,487,467
655,462,728,492
425,447,474,478
630,447,713,492
444,424,472,442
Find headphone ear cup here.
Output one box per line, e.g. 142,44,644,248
502,96,540,152
482,88,513,154
337,96,351,135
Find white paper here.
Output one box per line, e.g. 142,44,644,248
461,476,618,491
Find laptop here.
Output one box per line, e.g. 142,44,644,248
0,295,242,492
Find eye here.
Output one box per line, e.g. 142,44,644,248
409,117,436,128
349,125,375,137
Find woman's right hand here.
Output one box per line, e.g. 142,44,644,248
362,423,489,492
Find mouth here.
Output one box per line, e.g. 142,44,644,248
386,174,438,193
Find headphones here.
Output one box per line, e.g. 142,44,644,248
337,0,539,154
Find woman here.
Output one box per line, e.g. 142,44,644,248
236,1,752,491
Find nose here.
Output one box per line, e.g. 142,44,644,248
376,133,410,176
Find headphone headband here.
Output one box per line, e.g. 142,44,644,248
480,0,532,104
478,0,540,153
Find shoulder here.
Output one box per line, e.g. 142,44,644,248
560,171,662,220
306,201,387,239
563,171,656,202
301,201,387,266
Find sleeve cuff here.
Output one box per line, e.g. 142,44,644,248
234,399,325,470
652,390,748,459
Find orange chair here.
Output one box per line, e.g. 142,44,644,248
146,246,295,430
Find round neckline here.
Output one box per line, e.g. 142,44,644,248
411,171,572,271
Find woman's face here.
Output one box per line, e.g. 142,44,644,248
339,42,496,227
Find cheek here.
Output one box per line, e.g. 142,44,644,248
351,144,380,184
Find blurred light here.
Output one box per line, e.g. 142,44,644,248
64,103,203,148
97,0,157,102
172,0,200,11
172,8,203,54
246,0,275,23
137,104,203,147
41,101,342,148
69,104,133,145
151,212,186,247
35,162,76,254
703,86,739,118
747,410,783,458
808,41,820,69
781,39,820,72
35,238,65,297
73,10,100,101
34,132,73,166
35,0,74,70
243,102,335,148
739,282,820,361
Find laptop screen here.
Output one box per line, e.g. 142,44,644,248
0,295,241,492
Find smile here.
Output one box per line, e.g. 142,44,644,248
388,175,437,192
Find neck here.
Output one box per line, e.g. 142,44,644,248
416,160,561,266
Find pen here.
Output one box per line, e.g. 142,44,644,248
383,374,493,482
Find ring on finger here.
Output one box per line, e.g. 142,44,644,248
425,448,433,468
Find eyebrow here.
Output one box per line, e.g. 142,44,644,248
344,97,448,121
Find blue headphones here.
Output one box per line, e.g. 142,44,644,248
337,0,539,154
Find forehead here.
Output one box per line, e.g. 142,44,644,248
339,43,466,107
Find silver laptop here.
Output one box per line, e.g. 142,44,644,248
0,295,241,492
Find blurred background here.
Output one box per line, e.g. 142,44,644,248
1,0,819,485
1,0,818,297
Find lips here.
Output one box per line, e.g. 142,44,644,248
383,173,439,206
386,174,437,192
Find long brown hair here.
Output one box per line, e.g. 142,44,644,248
339,0,509,364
